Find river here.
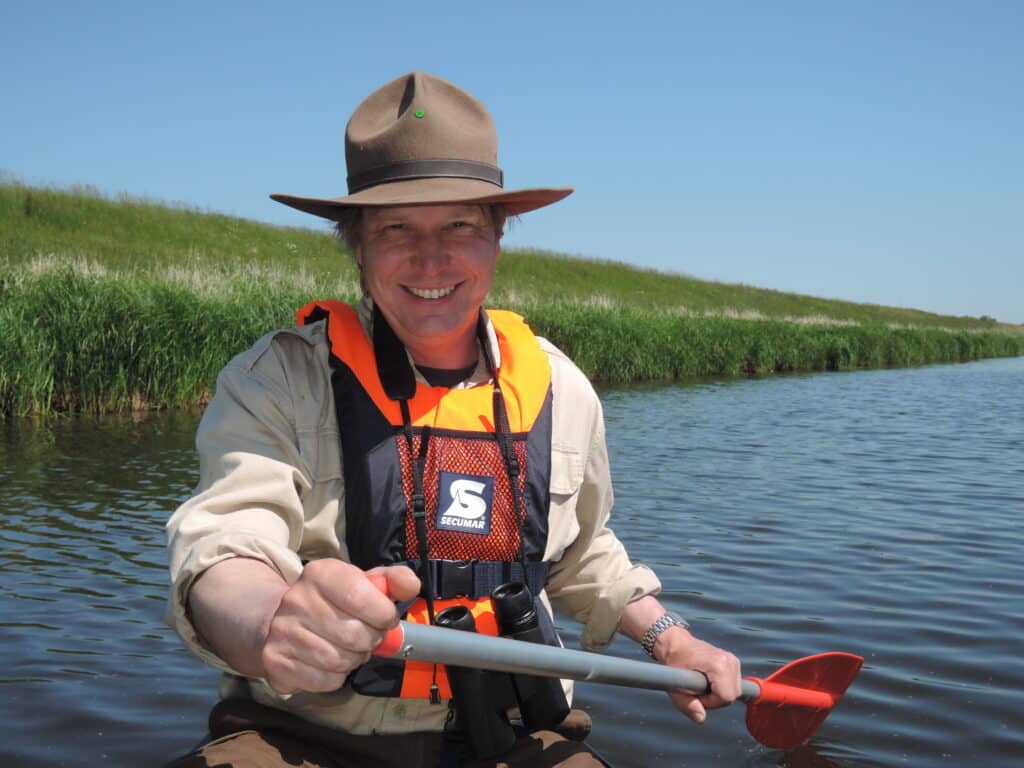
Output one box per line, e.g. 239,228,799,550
2,357,1022,766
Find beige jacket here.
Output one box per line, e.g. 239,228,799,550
166,301,661,735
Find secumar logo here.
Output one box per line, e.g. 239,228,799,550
436,471,494,535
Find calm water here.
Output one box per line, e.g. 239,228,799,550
2,358,1022,766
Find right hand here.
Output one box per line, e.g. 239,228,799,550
260,560,420,694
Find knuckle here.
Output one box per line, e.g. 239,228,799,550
333,620,375,654
275,590,303,616
309,644,341,672
344,574,373,605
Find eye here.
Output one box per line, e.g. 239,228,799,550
372,222,408,238
447,219,483,235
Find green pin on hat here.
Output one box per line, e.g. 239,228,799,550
414,109,425,118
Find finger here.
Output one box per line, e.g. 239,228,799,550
701,692,734,710
697,670,712,696
262,626,365,694
695,670,735,709
704,660,743,704
669,692,708,724
264,656,350,695
268,606,378,669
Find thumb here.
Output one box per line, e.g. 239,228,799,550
367,565,421,602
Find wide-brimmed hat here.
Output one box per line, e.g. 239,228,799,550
270,71,572,219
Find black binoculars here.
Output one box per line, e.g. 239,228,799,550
435,581,570,759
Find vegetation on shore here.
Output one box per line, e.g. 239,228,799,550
2,182,1021,415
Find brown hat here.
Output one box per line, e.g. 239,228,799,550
271,72,573,219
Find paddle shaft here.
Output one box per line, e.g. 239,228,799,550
378,621,761,701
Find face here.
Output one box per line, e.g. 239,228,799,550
356,204,501,368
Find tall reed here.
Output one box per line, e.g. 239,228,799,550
2,262,1021,416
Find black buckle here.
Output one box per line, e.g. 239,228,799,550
436,559,477,598
411,492,426,517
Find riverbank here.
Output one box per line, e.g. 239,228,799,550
3,259,1021,415
2,183,1022,415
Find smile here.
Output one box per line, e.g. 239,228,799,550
406,284,458,300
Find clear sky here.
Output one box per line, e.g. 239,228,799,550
3,1,1021,323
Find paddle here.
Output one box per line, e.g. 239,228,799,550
373,619,863,750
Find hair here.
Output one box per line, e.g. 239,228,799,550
332,204,509,256
332,207,364,255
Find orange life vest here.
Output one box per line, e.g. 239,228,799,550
297,300,556,699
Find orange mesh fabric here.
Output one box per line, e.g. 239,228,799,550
399,432,527,561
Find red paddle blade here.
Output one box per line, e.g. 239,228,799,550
744,652,864,750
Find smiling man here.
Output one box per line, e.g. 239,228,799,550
166,72,741,768
357,204,501,370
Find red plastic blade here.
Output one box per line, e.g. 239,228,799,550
744,652,863,749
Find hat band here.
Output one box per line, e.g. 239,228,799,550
347,158,504,194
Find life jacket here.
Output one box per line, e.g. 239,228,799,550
297,300,556,700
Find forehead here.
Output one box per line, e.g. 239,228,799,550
363,204,488,223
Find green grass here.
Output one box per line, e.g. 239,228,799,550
493,250,1016,331
2,181,1021,415
4,181,347,275
6,180,1020,330
0,265,334,414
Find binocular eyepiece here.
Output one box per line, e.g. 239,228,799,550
492,581,537,634
435,581,570,760
434,603,478,632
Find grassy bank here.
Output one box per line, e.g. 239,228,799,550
3,261,1021,416
2,182,1022,415
6,181,1020,330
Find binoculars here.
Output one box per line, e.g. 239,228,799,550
435,581,570,759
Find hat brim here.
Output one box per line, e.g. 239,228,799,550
271,177,572,219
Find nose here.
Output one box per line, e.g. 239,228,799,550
411,231,450,274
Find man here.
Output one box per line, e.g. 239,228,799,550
166,71,741,767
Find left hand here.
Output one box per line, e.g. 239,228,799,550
654,625,742,724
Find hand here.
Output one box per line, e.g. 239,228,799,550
654,626,742,724
260,560,420,694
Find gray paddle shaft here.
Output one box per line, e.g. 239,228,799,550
392,621,760,701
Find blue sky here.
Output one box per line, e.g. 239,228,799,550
3,1,1021,323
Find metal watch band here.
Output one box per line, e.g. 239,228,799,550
640,611,689,658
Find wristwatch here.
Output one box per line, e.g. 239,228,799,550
640,611,689,658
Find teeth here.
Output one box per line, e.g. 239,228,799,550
408,285,456,300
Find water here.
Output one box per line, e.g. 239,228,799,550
2,358,1022,766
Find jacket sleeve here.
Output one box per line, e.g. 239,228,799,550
164,329,330,672
540,342,662,651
